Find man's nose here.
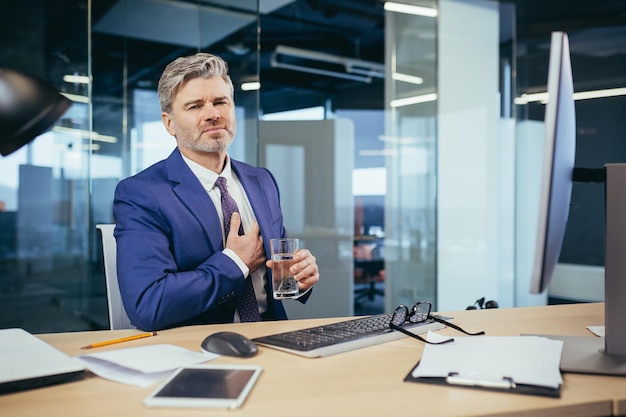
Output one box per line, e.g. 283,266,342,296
202,104,220,120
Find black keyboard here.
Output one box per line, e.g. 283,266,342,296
252,313,448,357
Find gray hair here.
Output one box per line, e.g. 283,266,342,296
157,53,234,114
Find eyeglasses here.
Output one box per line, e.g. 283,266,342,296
389,301,485,345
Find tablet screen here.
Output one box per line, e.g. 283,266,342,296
144,365,262,409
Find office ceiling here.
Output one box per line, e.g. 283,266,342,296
88,0,389,114
47,0,626,114
511,0,626,83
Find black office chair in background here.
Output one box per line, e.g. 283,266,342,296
354,240,385,308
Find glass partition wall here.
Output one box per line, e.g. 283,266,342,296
2,1,622,333
435,0,516,311
0,1,93,332
384,0,519,312
0,0,542,332
0,0,263,332
383,0,439,312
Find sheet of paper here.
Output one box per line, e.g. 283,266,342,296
412,332,563,388
76,344,218,387
587,325,604,337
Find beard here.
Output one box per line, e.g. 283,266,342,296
176,124,235,153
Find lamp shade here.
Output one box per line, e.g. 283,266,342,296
0,68,72,156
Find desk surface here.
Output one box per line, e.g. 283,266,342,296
2,302,626,417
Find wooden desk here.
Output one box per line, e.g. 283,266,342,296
2,303,625,417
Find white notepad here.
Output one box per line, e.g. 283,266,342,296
0,328,85,393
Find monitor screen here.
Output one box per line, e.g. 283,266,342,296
529,31,576,294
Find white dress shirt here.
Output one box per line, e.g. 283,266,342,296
181,154,268,321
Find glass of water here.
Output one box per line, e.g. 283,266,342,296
270,238,300,299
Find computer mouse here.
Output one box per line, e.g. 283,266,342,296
200,331,259,358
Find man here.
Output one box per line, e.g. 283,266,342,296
113,53,319,331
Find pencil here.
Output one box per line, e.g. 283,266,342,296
80,331,157,349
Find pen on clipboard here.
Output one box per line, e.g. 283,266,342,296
80,331,157,349
446,372,515,390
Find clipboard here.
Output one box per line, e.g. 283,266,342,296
404,368,561,398
404,332,563,398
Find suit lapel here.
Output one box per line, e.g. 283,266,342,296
166,149,224,250
232,161,273,255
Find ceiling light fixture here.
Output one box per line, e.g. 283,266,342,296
574,87,626,101
63,74,90,84
514,92,548,104
384,2,438,17
52,126,118,143
392,72,424,85
515,86,626,105
241,81,260,91
390,92,437,107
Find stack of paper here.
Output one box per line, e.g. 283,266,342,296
76,344,217,387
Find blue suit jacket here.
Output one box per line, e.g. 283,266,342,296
113,148,306,330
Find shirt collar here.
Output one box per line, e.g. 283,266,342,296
181,154,234,189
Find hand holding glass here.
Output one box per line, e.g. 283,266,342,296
270,238,300,299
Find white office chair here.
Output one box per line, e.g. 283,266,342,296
96,224,135,330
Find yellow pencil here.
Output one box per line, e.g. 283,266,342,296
80,331,157,349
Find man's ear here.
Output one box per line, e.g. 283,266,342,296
162,112,176,136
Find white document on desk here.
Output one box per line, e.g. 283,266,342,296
76,344,217,387
587,325,604,337
412,332,563,389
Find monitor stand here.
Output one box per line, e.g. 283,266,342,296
545,335,626,376
543,164,626,377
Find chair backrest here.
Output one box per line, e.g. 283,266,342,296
96,224,134,330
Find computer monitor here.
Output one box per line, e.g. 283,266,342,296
529,31,576,295
530,31,626,376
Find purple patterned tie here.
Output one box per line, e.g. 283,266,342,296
215,177,261,322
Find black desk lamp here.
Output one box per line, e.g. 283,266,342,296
0,68,72,156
